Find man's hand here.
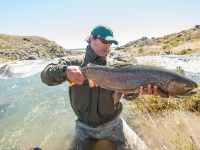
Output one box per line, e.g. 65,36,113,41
66,66,86,85
113,92,123,104
139,84,169,98
139,84,158,96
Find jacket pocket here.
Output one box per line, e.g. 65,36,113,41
70,80,90,112
98,88,115,114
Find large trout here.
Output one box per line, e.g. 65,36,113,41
79,64,198,98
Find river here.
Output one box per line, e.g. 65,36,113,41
0,55,200,149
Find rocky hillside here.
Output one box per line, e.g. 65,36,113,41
115,25,200,56
1,25,200,62
0,34,82,62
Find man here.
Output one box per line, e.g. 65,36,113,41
41,25,164,149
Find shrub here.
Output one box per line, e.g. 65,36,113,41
178,49,195,55
172,66,185,76
138,47,144,53
23,37,31,41
193,35,200,39
162,44,170,49
0,45,12,49
168,39,180,47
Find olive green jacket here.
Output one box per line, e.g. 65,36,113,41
41,45,122,126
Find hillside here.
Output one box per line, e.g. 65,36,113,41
1,25,200,63
115,25,200,56
0,34,82,62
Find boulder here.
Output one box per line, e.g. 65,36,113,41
109,51,137,64
195,25,200,29
0,64,14,78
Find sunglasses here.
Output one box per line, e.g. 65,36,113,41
97,37,112,45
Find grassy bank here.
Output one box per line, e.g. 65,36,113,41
122,84,200,150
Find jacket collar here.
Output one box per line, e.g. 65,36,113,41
85,45,107,65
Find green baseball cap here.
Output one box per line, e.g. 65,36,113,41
91,25,118,45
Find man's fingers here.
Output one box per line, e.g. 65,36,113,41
139,86,145,94
140,84,159,96
139,85,149,95
113,92,123,104
140,84,169,98
75,80,83,85
77,67,85,80
147,84,152,95
75,74,86,84
153,85,159,96
67,66,86,85
79,74,86,81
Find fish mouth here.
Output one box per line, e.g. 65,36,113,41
173,90,197,98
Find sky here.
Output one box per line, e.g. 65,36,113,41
0,0,200,49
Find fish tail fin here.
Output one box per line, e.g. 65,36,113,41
68,81,75,87
89,79,98,87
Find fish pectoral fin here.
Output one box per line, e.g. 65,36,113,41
68,81,75,87
89,79,98,88
157,89,169,98
123,93,139,100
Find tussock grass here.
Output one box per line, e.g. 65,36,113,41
0,45,12,49
122,84,200,150
178,49,197,55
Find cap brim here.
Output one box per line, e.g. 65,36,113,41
100,36,118,45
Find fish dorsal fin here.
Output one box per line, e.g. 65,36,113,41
88,79,98,88
113,64,133,68
111,61,132,67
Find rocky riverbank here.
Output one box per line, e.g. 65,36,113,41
0,34,83,62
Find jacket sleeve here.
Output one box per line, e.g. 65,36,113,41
41,55,85,86
41,58,71,86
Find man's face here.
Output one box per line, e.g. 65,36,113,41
90,36,112,57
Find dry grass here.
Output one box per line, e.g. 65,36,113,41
170,40,200,55
123,110,200,150
121,39,200,56
0,57,7,63
121,85,200,150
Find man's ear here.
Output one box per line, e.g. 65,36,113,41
90,35,95,42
